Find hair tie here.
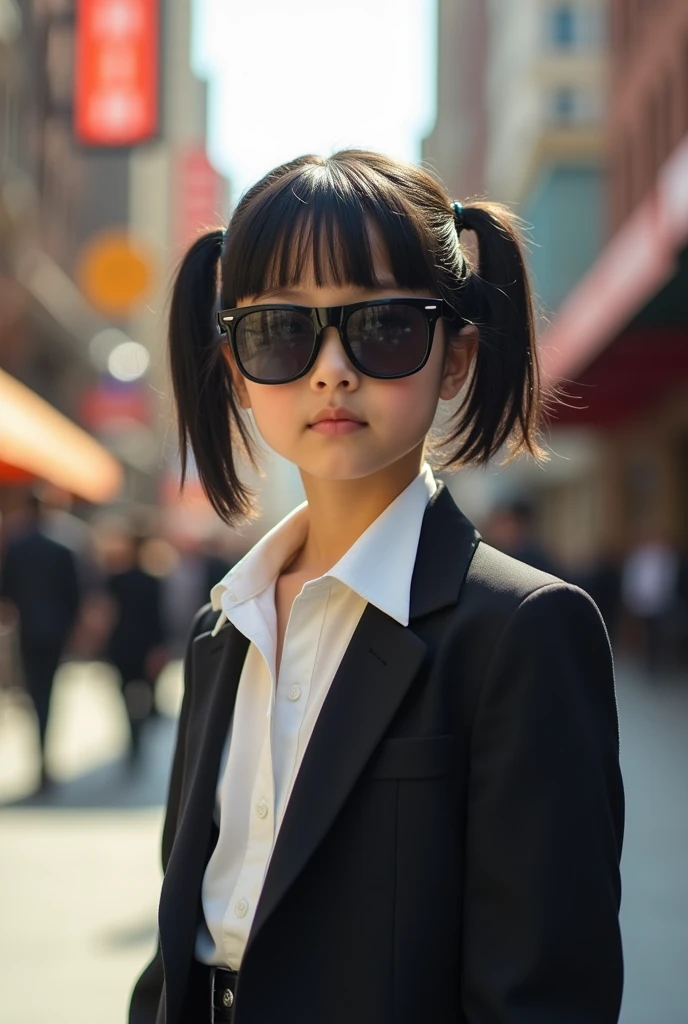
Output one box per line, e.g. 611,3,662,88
452,201,465,233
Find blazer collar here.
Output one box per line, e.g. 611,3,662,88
409,481,481,620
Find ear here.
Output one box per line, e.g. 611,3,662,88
221,346,252,409
440,324,478,401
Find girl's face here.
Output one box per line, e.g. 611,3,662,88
223,242,476,485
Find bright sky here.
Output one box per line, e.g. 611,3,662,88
192,0,438,206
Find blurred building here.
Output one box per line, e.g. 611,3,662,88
0,0,228,518
424,0,688,590
0,0,122,510
425,0,607,317
423,0,610,568
423,0,489,200
127,0,229,485
540,0,688,563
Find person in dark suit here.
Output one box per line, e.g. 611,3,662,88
0,494,80,790
484,498,562,577
129,151,623,1023
106,533,166,763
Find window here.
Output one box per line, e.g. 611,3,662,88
549,86,602,126
553,87,576,123
551,4,577,48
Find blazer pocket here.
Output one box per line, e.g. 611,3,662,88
366,735,455,780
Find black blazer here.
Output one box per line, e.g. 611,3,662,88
130,485,624,1024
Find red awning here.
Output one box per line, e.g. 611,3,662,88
540,135,688,383
0,368,123,502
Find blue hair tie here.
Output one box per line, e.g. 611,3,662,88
452,201,465,233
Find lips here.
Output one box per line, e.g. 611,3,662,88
309,407,366,425
308,407,367,435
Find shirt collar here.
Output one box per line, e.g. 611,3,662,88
210,463,437,631
326,463,436,625
210,501,309,611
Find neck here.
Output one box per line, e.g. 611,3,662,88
291,446,425,578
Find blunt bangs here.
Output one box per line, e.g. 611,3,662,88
219,155,450,306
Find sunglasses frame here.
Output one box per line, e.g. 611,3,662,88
216,297,461,384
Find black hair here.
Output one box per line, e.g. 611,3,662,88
169,149,547,525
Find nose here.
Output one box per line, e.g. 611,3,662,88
309,327,360,392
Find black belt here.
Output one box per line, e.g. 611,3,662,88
186,959,239,1022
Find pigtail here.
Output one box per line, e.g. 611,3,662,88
443,201,548,467
169,229,257,525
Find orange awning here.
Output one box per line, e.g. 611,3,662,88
0,368,123,502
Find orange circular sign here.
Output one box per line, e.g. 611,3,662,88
77,231,154,316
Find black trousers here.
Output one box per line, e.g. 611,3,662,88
182,959,237,1022
20,645,62,756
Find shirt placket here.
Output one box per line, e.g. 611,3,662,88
221,605,277,966
272,582,331,822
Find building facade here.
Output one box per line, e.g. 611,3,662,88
0,0,227,514
542,0,688,559
421,0,610,566
422,0,489,201
0,0,125,509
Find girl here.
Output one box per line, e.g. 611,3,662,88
130,150,624,1024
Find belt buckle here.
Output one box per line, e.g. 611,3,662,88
210,966,235,1023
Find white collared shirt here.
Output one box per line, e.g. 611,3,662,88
195,464,437,970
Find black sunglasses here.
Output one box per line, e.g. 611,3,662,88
217,297,461,385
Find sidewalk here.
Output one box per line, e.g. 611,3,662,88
0,661,181,1024
0,657,686,1023
615,659,688,1024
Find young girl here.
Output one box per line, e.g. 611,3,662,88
130,150,624,1024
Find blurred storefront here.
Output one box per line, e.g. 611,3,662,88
540,0,688,560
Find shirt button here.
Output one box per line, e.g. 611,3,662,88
256,798,269,819
228,592,237,602
288,685,302,701
234,898,248,918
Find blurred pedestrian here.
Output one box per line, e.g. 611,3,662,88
484,497,562,575
0,493,80,791
621,530,679,673
130,152,623,1024
105,531,166,765
162,537,234,658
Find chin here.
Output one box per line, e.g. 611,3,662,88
302,458,381,482
273,444,383,482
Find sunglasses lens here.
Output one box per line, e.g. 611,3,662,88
346,304,429,376
235,309,315,382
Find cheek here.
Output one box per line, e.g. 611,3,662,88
371,350,444,428
244,382,303,442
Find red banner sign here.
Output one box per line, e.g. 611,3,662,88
74,0,159,146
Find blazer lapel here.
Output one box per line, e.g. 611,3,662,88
158,622,249,1019
246,604,426,952
246,485,481,954
409,482,481,620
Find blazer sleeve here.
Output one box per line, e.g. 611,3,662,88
461,583,625,1024
128,604,213,1024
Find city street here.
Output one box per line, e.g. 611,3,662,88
0,658,686,1023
